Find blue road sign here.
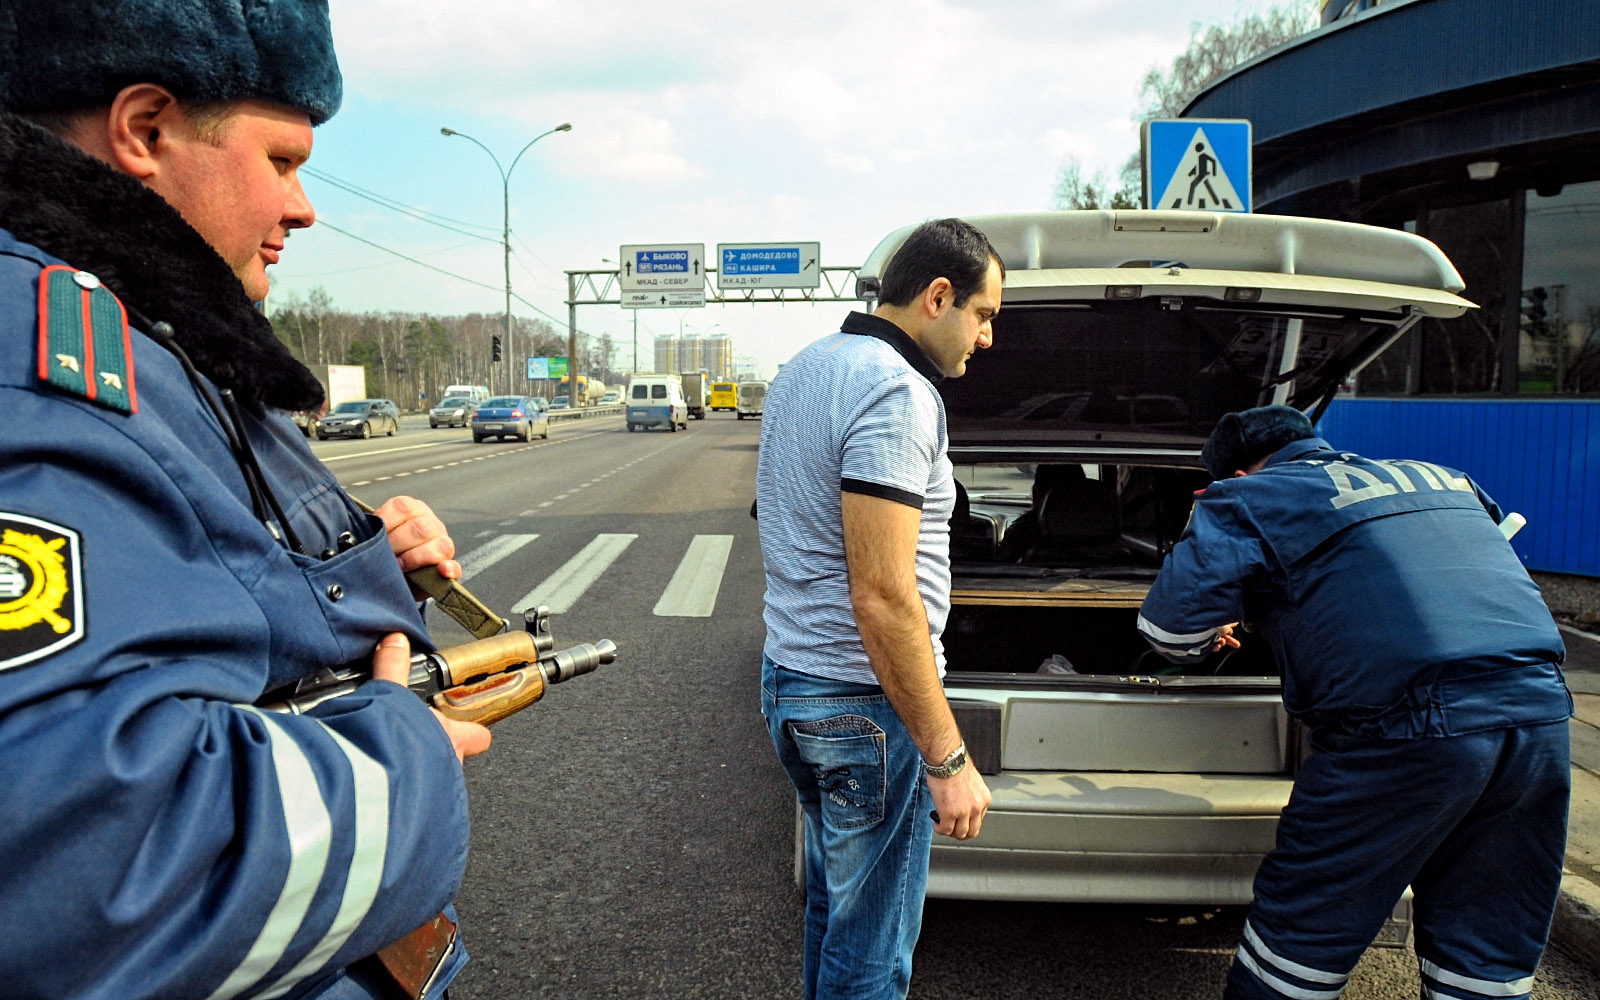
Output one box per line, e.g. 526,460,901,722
715,241,822,289
1143,118,1252,213
723,247,800,275
635,249,689,273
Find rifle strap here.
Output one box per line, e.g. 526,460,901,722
348,496,506,638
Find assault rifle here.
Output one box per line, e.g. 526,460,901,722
262,604,616,726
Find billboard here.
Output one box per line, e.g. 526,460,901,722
528,357,569,380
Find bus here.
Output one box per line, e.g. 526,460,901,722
708,381,738,412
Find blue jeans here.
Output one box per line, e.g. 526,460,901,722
761,656,933,1000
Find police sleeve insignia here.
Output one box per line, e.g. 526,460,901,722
0,513,85,671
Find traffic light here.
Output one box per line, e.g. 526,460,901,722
491,335,502,361
1521,287,1548,331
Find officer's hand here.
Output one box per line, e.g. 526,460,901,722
374,496,462,595
1211,623,1242,652
373,633,491,764
927,764,991,841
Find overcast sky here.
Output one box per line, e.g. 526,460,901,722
269,0,1298,379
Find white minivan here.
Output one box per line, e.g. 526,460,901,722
735,380,767,420
626,374,689,432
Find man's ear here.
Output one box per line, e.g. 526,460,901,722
923,277,954,319
102,83,182,181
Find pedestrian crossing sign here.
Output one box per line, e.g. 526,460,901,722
1142,118,1252,213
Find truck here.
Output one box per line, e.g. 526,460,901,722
679,372,707,420
558,374,607,407
295,363,366,435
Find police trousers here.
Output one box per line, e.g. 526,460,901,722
1226,721,1570,1000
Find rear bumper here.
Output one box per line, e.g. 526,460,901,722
926,770,1290,903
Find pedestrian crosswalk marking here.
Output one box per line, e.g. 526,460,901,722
512,533,637,614
653,535,734,617
458,533,539,578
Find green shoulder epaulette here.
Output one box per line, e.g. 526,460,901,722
37,265,136,415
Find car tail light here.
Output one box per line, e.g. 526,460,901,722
949,699,1002,774
511,409,524,417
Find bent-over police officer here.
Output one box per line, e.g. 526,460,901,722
1139,405,1571,1000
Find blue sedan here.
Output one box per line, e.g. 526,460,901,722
471,395,549,442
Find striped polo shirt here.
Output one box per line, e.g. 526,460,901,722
757,311,955,686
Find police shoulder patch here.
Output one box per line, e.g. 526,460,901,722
0,513,86,671
37,265,137,415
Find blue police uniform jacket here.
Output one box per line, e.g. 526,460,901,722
1138,437,1570,738
0,114,469,998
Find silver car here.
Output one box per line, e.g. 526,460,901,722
429,396,478,428
797,210,1471,908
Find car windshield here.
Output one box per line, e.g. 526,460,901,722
332,402,369,414
483,397,521,408
438,397,469,407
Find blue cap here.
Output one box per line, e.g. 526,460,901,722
0,1,342,125
1201,405,1316,480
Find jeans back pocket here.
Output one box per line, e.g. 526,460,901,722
786,714,887,831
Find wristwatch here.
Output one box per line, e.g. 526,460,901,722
922,741,968,779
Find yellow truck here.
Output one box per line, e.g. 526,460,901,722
708,381,738,413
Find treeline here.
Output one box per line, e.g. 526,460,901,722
269,287,618,409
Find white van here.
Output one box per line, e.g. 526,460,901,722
442,384,490,404
736,380,767,420
626,374,688,432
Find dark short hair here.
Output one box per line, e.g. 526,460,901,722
877,218,1005,309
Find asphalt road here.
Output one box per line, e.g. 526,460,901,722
313,412,1600,999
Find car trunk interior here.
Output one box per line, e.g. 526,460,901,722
947,462,1278,679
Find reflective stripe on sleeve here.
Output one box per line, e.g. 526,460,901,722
1419,958,1535,998
1136,613,1219,656
255,726,392,999
206,709,333,1000
1243,922,1350,986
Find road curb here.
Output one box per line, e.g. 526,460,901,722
1551,875,1600,972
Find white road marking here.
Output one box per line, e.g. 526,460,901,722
512,534,637,614
459,534,540,579
653,535,734,617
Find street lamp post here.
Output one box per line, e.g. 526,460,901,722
441,122,572,394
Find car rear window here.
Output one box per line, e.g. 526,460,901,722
651,385,667,399
484,397,520,408
940,302,1395,442
632,385,648,399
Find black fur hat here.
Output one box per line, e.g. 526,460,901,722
1202,405,1316,480
0,1,342,125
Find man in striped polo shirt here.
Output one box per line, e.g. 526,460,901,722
758,218,1002,1000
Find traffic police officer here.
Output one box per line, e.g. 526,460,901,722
1139,405,1571,1000
0,3,488,997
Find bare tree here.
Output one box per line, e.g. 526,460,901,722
1052,1,1318,209
1053,158,1140,210
1136,2,1319,121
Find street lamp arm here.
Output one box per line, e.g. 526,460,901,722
439,126,507,183
507,122,573,179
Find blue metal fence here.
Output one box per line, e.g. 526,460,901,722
1318,398,1600,577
